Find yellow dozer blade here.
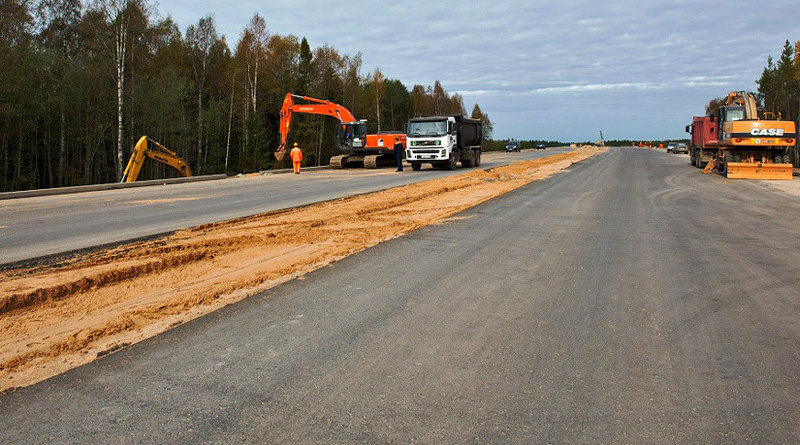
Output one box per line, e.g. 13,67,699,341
726,162,793,180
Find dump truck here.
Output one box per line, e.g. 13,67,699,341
275,93,406,168
685,91,796,179
405,115,483,170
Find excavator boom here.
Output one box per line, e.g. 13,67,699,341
276,93,358,161
121,136,192,183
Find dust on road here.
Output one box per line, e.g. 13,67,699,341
0,147,603,392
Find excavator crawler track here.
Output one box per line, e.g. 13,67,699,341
364,155,379,169
329,155,347,169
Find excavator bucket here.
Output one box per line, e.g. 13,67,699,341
274,142,287,161
726,162,793,180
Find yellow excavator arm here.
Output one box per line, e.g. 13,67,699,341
121,136,192,183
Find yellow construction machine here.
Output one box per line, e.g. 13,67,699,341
121,136,192,182
686,91,796,179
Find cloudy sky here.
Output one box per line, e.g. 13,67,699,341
156,0,798,142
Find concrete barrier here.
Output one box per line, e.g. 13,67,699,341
0,174,227,201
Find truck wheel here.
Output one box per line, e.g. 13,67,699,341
447,154,457,170
461,151,473,168
475,151,481,167
719,153,730,174
411,162,421,171
689,149,696,166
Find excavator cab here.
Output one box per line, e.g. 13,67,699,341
336,120,368,152
721,106,745,122
718,106,745,141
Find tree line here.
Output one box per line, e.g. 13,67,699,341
0,0,493,192
757,40,800,128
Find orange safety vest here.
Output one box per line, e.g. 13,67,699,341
290,147,303,162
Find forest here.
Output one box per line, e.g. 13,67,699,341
0,0,493,192
756,39,800,133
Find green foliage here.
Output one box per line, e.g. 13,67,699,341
470,104,493,140
757,39,800,165
757,41,798,120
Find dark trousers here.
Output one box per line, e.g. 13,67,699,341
395,150,403,171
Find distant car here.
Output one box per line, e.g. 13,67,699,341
505,141,521,152
666,142,677,153
674,142,688,154
535,143,546,150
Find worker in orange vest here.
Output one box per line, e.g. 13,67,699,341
290,142,303,174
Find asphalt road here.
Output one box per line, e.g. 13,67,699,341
0,148,569,266
2,148,800,443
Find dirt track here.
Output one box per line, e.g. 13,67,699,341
0,147,603,392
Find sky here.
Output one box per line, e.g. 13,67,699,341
155,0,799,142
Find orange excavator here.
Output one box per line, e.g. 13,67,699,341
275,93,406,168
120,136,192,182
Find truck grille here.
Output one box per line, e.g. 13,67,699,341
412,149,440,154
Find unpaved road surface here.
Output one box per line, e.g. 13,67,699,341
3,147,800,443
0,148,572,266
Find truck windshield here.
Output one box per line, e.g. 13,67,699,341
408,121,447,136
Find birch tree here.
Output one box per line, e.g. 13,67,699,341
371,68,384,132
95,0,145,180
186,14,217,174
244,14,267,113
